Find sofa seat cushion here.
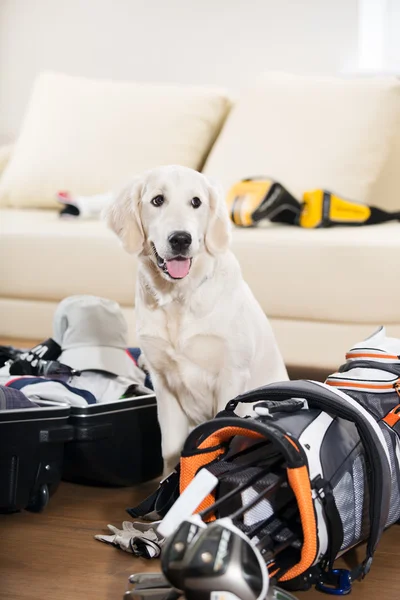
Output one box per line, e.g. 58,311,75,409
0,209,138,305
1,209,399,325
230,223,400,324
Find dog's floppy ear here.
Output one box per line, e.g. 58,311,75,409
205,179,232,255
103,177,144,254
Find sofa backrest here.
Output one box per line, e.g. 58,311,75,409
0,72,232,209
204,71,400,212
2,71,400,213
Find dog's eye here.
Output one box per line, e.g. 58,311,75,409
151,195,165,207
191,197,202,209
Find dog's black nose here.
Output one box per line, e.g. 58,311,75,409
168,231,192,253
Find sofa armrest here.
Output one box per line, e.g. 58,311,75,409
0,144,13,176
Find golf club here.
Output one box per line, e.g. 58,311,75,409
161,462,281,590
173,475,288,600
180,517,270,600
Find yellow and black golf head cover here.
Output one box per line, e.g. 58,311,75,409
301,190,400,228
226,178,301,227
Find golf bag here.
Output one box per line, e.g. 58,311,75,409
129,328,400,595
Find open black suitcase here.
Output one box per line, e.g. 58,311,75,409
63,385,163,486
0,385,163,512
0,400,73,513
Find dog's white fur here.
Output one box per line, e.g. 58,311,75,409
106,165,288,471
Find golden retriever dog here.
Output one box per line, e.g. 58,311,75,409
105,165,288,472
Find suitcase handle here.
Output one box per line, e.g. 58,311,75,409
71,422,113,442
40,424,74,444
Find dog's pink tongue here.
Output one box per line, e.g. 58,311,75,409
166,258,191,279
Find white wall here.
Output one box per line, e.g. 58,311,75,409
387,0,400,70
0,0,359,142
357,0,400,72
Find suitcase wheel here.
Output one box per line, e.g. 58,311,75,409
26,484,49,513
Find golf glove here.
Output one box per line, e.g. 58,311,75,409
95,520,164,558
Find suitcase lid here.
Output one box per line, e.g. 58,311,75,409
0,398,70,423
68,386,156,417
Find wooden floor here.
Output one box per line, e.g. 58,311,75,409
1,338,399,599
0,481,160,600
1,480,399,600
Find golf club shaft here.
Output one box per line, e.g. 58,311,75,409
229,474,286,521
200,462,280,519
247,498,298,538
258,534,298,561
210,451,284,484
224,440,281,465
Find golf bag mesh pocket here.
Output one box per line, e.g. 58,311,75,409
332,453,367,551
352,455,365,541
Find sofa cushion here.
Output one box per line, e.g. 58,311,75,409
0,209,138,305
0,72,231,209
203,71,400,212
1,209,399,326
230,223,400,324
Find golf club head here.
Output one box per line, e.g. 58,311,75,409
123,572,299,600
161,515,207,590
178,518,269,600
267,588,299,600
124,573,179,600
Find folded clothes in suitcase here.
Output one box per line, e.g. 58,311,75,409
0,386,73,513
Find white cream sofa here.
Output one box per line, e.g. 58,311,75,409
1,209,399,371
1,71,400,371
